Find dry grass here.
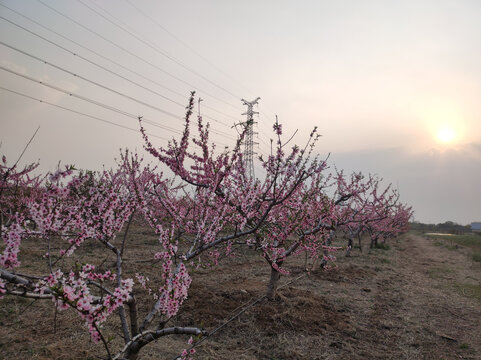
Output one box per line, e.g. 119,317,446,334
472,252,481,263
453,283,481,302
1,229,481,359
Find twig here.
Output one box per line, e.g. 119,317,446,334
87,280,115,297
12,126,40,169
120,211,135,257
94,322,112,359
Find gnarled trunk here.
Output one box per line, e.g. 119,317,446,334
266,262,283,300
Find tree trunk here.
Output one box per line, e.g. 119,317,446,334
128,296,139,338
266,262,282,300
345,237,353,257
127,352,139,360
320,230,335,268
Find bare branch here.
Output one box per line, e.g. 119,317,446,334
11,126,40,169
114,327,207,360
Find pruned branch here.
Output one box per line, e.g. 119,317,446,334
114,327,207,360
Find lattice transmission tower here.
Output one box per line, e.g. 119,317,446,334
240,97,260,180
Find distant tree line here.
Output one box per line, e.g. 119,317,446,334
410,221,471,234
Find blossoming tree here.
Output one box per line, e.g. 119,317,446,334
1,94,412,359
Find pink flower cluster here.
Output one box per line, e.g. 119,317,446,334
0,217,25,269
180,347,196,360
38,267,133,342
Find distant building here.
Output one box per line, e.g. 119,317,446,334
471,222,481,233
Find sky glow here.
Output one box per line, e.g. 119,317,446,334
1,0,480,224
436,127,456,144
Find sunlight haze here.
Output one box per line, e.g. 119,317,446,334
1,0,480,224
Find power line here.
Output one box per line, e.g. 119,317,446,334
0,5,280,160
125,0,284,120
0,65,182,136
0,14,182,109
122,0,265,109
0,2,240,125
35,0,243,113
1,3,269,148
124,0,282,124
256,144,271,157
78,0,243,102
0,12,238,131
1,2,263,132
256,131,272,149
1,84,237,153
0,38,176,118
0,40,236,141
0,64,236,147
0,85,169,141
0,4,184,103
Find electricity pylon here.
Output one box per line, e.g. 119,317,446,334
240,97,260,180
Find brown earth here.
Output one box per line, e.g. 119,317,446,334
1,232,480,359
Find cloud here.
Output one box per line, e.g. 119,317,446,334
328,143,481,224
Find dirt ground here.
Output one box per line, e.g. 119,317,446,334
1,231,480,359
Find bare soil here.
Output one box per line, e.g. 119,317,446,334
1,231,480,359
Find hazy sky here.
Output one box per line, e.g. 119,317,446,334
1,0,480,224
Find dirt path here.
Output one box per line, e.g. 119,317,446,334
178,233,481,359
382,233,481,359
303,233,481,360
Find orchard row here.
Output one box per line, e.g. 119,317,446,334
0,94,412,359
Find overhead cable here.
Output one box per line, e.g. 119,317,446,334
78,0,243,102
0,86,169,141
0,15,237,131
35,0,243,113
0,3,241,124
0,64,235,145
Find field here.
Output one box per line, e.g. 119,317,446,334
1,230,480,359
426,233,481,264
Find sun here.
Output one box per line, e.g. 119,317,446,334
436,126,456,144
421,103,466,147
